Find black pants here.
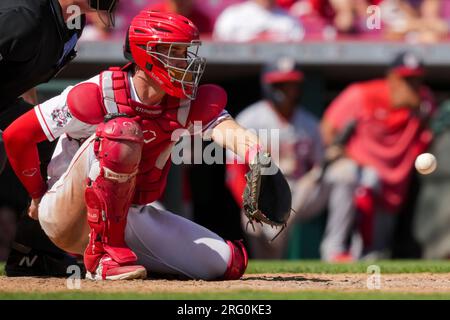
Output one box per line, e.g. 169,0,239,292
0,99,59,253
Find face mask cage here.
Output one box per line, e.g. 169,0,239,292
147,40,206,100
90,0,118,28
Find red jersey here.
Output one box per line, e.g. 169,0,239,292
324,79,434,212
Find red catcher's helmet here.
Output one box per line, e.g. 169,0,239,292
124,10,206,100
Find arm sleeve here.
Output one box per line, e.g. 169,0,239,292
3,85,92,198
223,109,258,207
3,110,48,199
225,162,248,208
323,84,362,131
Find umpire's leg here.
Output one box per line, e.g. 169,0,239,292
0,99,80,277
0,130,6,174
0,99,36,215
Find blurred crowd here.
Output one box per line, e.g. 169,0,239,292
80,0,450,43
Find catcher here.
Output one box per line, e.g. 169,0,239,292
3,10,291,280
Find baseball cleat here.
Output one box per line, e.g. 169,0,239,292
85,255,147,281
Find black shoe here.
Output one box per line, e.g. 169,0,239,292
5,242,86,278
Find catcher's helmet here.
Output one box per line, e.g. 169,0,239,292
124,10,206,100
261,56,303,105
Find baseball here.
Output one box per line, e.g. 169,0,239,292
415,153,437,175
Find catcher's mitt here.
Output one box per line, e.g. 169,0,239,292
243,152,292,241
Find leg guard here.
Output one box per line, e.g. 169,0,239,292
84,116,144,276
222,240,248,280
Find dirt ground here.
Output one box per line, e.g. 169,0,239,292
1,273,450,294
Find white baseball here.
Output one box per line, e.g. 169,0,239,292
415,153,437,175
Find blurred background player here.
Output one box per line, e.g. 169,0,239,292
227,57,324,259
320,51,435,259
0,0,118,277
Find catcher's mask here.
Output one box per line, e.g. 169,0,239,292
147,41,206,100
89,0,119,27
261,56,303,106
124,10,206,100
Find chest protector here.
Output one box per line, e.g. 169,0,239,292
68,66,227,205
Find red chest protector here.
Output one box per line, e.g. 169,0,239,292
67,66,228,204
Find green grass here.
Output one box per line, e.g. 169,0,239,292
246,260,450,274
0,263,4,276
1,290,450,300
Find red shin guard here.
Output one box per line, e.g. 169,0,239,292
83,116,144,274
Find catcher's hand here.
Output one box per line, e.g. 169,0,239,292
243,152,292,241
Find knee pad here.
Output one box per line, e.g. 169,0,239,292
94,115,144,175
222,240,248,280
